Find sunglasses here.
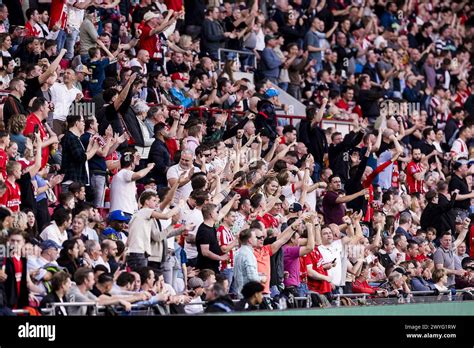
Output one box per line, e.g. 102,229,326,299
256,236,265,240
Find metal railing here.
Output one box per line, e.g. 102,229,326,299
37,288,473,315
217,48,257,70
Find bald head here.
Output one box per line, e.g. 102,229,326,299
138,50,150,63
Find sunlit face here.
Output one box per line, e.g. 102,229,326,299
329,176,342,191
321,227,333,244
384,238,395,253
179,153,193,169
457,242,466,256
265,180,279,195
224,212,236,227
72,217,85,234
440,234,452,249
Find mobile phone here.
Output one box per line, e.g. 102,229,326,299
34,125,39,134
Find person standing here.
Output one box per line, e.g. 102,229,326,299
196,203,230,274
60,115,100,190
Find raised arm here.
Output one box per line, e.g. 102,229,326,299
299,221,315,256
38,48,67,84
131,163,155,181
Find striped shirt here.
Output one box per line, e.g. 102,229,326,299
429,96,448,129
217,225,234,271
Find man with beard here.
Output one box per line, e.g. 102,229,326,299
405,147,428,194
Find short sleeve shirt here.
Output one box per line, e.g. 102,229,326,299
283,245,301,287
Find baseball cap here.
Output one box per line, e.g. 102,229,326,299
143,11,160,22
108,210,130,222
188,277,204,289
170,72,187,82
289,202,303,213
40,239,62,251
264,88,279,99
75,64,92,75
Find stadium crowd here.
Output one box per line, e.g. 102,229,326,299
0,0,473,315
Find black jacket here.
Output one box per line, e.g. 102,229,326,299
205,296,235,313
255,100,278,139
148,138,171,186
60,131,88,185
420,194,456,234
357,87,387,121
40,292,67,315
2,257,29,308
298,119,327,166
201,19,226,60
328,130,364,184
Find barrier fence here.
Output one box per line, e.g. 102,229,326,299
28,289,472,316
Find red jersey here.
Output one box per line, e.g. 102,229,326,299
138,23,161,59
257,213,279,229
406,161,424,194
303,248,331,294
25,22,41,37
352,279,376,294
49,0,68,30
0,148,7,179
216,225,234,271
0,179,21,212
24,113,49,169
165,0,183,11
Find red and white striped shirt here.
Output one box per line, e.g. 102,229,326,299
217,225,234,271
430,96,448,129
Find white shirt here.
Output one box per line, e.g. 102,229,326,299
83,227,99,242
110,169,138,214
451,138,468,160
181,203,203,259
184,296,204,314
127,208,156,255
129,58,148,75
50,82,81,122
166,164,200,206
135,118,154,159
40,222,68,246
92,256,110,272
67,0,85,29
318,239,344,286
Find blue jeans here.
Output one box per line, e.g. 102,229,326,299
126,253,148,271
65,27,80,60
56,29,67,52
297,283,309,297
221,268,235,294
311,162,322,182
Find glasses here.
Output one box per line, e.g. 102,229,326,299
256,236,265,240
203,153,211,157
